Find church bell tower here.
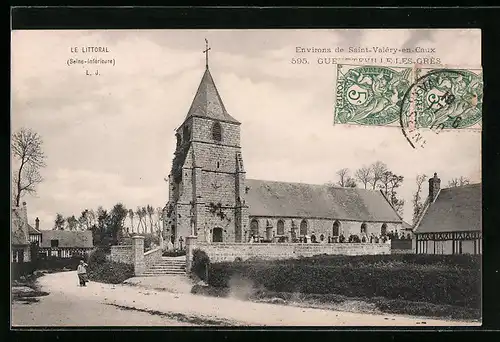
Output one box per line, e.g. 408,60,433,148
165,40,249,244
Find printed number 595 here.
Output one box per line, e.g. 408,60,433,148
291,58,309,64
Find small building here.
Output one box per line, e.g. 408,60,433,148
413,173,481,255
39,230,94,258
11,203,31,263
28,217,42,246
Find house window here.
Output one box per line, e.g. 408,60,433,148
381,223,387,236
320,234,325,241
250,219,259,237
50,239,59,248
332,220,340,236
300,219,308,236
277,220,285,235
361,223,367,234
212,121,222,141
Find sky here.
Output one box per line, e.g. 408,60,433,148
11,29,481,229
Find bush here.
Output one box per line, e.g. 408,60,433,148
192,249,210,280
88,247,109,266
36,255,85,271
162,249,186,257
11,262,37,280
207,254,481,309
87,261,134,284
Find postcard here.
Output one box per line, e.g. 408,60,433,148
11,29,481,327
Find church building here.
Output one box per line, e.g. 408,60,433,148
164,48,403,245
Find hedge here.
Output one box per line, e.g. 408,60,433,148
207,254,481,309
87,261,134,284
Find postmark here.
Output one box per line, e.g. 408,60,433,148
334,64,413,126
400,67,483,148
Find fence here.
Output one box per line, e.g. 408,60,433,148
38,247,93,259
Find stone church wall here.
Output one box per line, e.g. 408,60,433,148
195,242,391,263
247,216,402,242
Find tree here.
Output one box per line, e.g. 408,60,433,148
146,205,155,234
78,209,96,231
448,176,470,188
128,209,135,233
66,215,78,231
97,207,111,246
355,165,373,189
135,206,145,233
335,168,357,188
11,128,47,206
54,213,65,230
141,206,148,233
369,161,388,190
109,203,128,245
412,174,428,226
379,170,405,216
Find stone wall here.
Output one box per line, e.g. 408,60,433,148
110,245,133,264
247,217,402,242
144,247,162,270
195,242,391,263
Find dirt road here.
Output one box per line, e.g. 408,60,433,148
12,271,481,327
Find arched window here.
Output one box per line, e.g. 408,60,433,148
300,219,308,236
175,133,182,148
277,220,285,235
212,227,223,243
183,124,191,142
250,219,259,237
212,121,222,141
332,220,340,236
381,223,388,236
361,222,367,234
320,234,325,242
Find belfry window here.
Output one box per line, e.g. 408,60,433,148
183,124,191,142
212,121,222,141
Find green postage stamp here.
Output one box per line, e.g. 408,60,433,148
333,64,483,129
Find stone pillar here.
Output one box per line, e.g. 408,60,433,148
185,235,197,273
132,235,145,276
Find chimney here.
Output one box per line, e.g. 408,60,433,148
35,217,40,230
428,172,441,202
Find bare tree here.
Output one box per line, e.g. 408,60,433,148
379,170,405,216
355,165,373,189
146,205,155,234
412,174,428,226
335,168,357,188
11,128,47,206
369,161,388,190
447,176,470,188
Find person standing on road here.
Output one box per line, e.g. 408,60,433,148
77,260,89,287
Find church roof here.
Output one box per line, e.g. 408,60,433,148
184,67,240,124
414,183,481,234
245,179,402,223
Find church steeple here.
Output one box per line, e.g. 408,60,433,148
183,42,240,125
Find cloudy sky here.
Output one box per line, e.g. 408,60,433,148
11,29,481,229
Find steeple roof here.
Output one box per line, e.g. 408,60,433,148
184,67,240,124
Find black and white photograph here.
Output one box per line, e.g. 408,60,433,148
11,27,482,327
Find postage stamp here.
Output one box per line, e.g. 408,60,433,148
400,67,483,148
334,64,414,126
334,64,483,132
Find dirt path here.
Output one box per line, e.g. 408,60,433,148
12,271,481,327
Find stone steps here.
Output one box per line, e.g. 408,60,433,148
143,258,187,276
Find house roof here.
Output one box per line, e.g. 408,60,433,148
184,67,240,124
402,221,413,230
12,207,29,245
28,223,41,235
41,230,94,248
245,179,402,223
414,183,481,234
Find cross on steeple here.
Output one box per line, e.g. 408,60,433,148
203,38,211,69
